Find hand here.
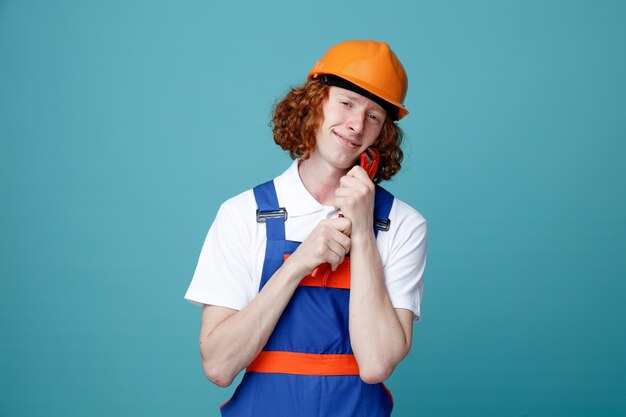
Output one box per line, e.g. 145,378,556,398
334,166,375,235
286,217,352,278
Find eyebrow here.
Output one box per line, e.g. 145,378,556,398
338,91,362,101
336,91,385,114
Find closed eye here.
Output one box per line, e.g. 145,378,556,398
368,113,382,122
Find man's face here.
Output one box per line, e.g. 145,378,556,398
314,86,386,170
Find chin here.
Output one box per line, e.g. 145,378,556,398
335,155,360,170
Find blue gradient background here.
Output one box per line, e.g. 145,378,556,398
1,1,625,416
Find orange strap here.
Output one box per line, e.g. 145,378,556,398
247,351,360,376
284,254,351,289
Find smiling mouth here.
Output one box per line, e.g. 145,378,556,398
333,131,360,148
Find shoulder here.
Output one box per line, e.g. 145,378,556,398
209,188,260,247
218,188,257,218
378,190,428,250
213,175,285,235
377,186,427,231
391,197,427,229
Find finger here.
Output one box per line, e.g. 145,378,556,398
334,188,365,214
326,251,342,271
339,174,362,189
334,226,352,250
328,217,352,236
347,165,370,181
339,175,372,196
314,220,350,252
334,187,358,200
325,245,345,271
327,230,351,255
347,165,363,177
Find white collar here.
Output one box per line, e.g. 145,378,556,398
274,159,334,217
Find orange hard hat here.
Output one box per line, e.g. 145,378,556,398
308,40,409,120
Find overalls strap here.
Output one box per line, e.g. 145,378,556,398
374,185,394,237
253,180,286,241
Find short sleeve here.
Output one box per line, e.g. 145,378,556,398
383,200,428,321
184,192,257,310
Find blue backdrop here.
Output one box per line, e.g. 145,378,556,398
1,1,625,416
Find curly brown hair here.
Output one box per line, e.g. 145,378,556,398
271,79,404,183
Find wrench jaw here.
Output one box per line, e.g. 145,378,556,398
360,147,380,180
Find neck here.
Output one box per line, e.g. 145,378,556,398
298,154,349,206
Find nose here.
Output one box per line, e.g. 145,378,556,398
346,111,365,134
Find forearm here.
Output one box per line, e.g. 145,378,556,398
200,260,305,386
348,231,412,383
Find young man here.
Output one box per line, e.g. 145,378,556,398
185,40,428,417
